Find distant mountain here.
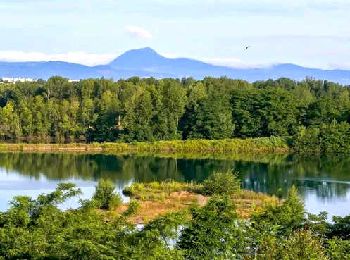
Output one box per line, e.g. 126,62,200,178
1,47,350,84
0,61,102,79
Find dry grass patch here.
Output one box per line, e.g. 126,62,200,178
232,190,280,218
119,181,279,224
118,191,208,224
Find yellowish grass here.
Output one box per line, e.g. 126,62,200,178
0,137,290,154
117,189,279,224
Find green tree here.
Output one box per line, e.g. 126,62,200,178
92,179,122,210
252,186,305,235
124,88,154,141
0,101,21,140
182,92,234,140
178,196,247,259
202,171,241,195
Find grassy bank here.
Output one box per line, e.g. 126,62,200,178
119,180,279,224
0,137,290,154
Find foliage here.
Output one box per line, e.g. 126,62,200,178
201,171,241,195
177,196,247,259
92,179,122,210
252,186,305,235
0,182,349,259
326,239,350,260
0,137,290,154
1,77,350,154
122,200,140,217
278,230,328,260
293,121,350,153
327,215,350,240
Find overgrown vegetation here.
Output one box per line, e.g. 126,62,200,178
122,175,278,222
293,122,350,153
123,181,201,201
202,171,241,195
0,137,290,154
0,173,349,259
1,77,350,153
91,179,122,210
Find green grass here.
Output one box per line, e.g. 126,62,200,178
123,181,202,201
0,137,290,154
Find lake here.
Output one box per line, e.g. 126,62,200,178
0,152,349,217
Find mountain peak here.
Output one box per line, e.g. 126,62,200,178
121,47,159,57
1,48,350,84
134,47,157,53
109,47,165,69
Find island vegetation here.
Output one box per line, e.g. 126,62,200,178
0,173,349,259
1,77,350,153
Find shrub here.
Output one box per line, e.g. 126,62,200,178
279,230,327,260
202,171,241,195
293,126,320,153
327,215,350,240
252,186,305,235
293,122,350,154
326,238,350,260
122,200,140,217
177,196,245,259
92,179,122,210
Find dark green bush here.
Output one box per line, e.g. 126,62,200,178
202,171,241,195
252,186,305,235
293,122,350,154
92,179,122,210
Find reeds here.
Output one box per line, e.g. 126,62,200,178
0,137,290,154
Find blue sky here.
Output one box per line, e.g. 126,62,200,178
0,0,349,68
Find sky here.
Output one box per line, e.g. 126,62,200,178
0,0,349,69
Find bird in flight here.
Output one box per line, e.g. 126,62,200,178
245,46,251,50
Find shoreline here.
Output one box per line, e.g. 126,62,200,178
0,137,290,155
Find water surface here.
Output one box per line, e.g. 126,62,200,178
0,152,349,217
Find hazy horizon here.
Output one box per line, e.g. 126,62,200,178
0,47,330,70
1,0,349,70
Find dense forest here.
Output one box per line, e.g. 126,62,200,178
1,77,350,152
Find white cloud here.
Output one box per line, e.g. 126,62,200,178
125,25,153,40
203,57,272,69
0,51,116,66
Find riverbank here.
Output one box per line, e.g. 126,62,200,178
0,137,290,154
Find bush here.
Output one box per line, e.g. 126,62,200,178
328,215,350,240
252,186,305,235
177,196,244,259
326,238,350,260
293,126,320,153
92,179,122,210
279,230,327,260
122,200,140,217
202,171,241,195
293,122,350,154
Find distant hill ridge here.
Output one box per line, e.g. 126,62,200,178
1,47,350,84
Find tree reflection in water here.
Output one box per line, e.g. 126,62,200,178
0,152,349,202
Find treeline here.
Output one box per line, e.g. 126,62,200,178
1,76,350,151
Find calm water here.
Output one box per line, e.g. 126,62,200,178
0,152,349,217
